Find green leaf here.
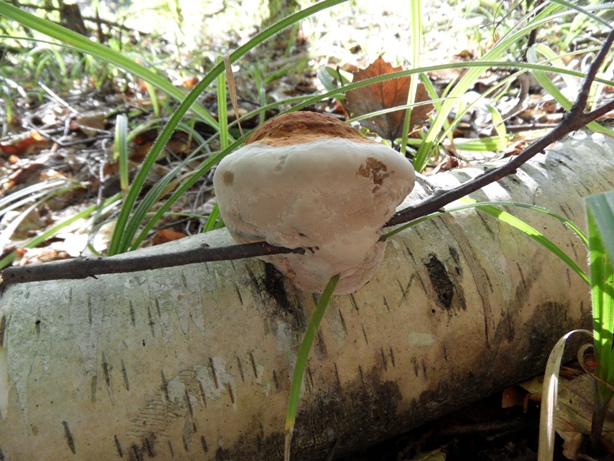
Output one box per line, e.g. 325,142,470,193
586,191,614,401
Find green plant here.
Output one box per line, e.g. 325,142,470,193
537,190,614,460
585,191,614,450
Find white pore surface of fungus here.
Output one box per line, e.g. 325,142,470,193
213,111,415,294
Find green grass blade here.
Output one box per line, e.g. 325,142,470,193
586,191,614,395
284,274,340,461
202,203,223,232
461,198,589,285
216,55,229,151
399,0,423,155
114,114,129,198
547,0,613,29
485,103,508,150
144,81,161,118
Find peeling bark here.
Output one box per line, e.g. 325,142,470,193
0,131,613,460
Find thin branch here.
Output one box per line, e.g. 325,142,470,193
2,30,614,288
388,28,614,226
1,242,304,285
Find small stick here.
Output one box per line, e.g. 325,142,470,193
223,54,245,141
1,242,304,285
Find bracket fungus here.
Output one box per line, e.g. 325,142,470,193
213,111,415,294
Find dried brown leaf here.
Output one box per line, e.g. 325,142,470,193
152,229,186,245
0,131,51,157
343,56,433,141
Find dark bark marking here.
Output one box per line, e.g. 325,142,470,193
389,347,396,368
227,382,235,404
425,254,454,309
160,370,170,402
144,437,155,457
129,301,136,327
383,296,391,313
449,245,462,276
349,294,359,312
306,366,314,394
411,356,420,377
361,324,369,345
245,264,260,289
249,351,258,379
101,352,111,388
198,380,207,408
236,356,245,382
121,359,130,391
201,435,208,453
62,421,76,454
0,315,5,347
396,279,408,300
334,362,342,389
114,435,123,457
314,329,328,361
272,369,279,390
167,440,175,457
90,375,97,402
155,299,161,318
87,296,92,325
234,282,243,305
338,309,347,336
263,262,292,311
182,435,190,453
209,357,219,388
380,347,387,370
130,444,143,461
147,304,155,338
185,389,194,418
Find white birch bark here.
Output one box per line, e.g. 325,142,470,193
1,131,613,461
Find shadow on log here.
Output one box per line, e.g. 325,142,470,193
1,131,613,460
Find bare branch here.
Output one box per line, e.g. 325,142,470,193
1,242,304,285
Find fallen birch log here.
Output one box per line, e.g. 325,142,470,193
1,131,613,461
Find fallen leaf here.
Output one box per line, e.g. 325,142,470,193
152,229,186,245
72,111,107,137
0,130,51,156
180,76,200,88
501,385,526,409
14,247,71,266
343,56,433,142
1,163,45,194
